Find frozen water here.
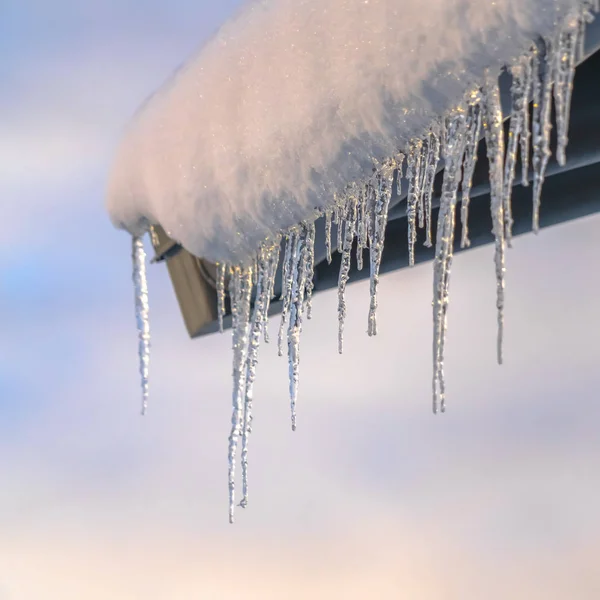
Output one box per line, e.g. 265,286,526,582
503,63,528,247
216,262,227,334
532,40,555,233
287,228,309,431
460,99,483,249
337,191,359,354
554,11,581,166
368,160,397,337
303,223,316,320
132,236,150,416
356,190,368,272
422,128,441,249
520,56,533,187
228,266,253,523
325,209,333,265
406,140,423,267
482,74,507,367
432,110,469,414
240,243,279,509
278,232,296,357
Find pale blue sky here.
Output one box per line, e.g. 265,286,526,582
1,2,600,598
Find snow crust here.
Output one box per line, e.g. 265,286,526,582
107,0,579,263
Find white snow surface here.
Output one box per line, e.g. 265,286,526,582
107,0,579,264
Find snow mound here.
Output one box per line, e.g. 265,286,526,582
108,0,580,264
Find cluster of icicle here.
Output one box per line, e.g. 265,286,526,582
130,2,597,522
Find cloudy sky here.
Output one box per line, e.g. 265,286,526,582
2,1,600,598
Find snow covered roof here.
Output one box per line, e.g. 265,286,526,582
108,0,588,265
111,0,600,522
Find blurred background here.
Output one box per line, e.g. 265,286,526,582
2,1,600,598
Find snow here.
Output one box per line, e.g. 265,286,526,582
108,0,582,265
459,103,482,248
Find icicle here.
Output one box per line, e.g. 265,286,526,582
356,192,363,271
287,228,309,431
240,245,275,509
460,96,482,249
228,266,253,523
356,190,368,271
406,139,423,266
417,139,428,229
520,54,533,187
503,64,529,247
554,13,580,167
278,232,296,356
365,179,376,247
368,159,397,337
439,118,448,161
337,194,357,354
325,209,333,264
422,129,441,248
482,73,506,367
304,222,316,319
336,200,344,255
251,257,259,286
230,267,240,350
132,235,150,416
216,262,227,333
531,40,555,233
262,239,281,344
432,111,469,414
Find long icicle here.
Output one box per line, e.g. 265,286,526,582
460,96,482,249
422,129,441,248
432,110,469,414
356,189,368,271
365,179,376,247
554,12,580,167
335,199,344,254
406,139,423,266
304,222,316,319
531,39,555,233
216,262,227,333
368,159,397,337
417,138,428,230
287,228,309,431
228,266,253,523
338,193,358,354
482,72,507,367
132,235,150,416
240,245,276,509
503,64,528,247
325,209,333,264
520,53,533,187
278,232,296,356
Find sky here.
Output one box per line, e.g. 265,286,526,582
1,1,600,598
